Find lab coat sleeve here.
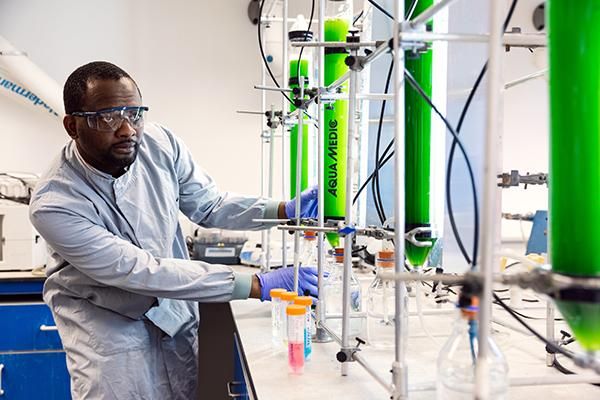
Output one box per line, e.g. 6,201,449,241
30,204,254,301
167,129,281,229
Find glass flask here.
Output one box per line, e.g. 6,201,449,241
367,251,395,348
437,296,509,399
322,247,363,338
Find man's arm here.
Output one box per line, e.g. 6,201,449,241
31,205,256,302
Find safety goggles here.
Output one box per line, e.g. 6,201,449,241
71,106,149,132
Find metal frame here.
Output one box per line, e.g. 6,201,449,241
254,0,600,397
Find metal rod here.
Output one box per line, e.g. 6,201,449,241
254,84,294,93
317,320,343,345
314,0,330,344
326,41,391,94
476,1,504,398
264,0,278,19
546,300,556,367
505,69,548,89
340,59,359,378
410,0,458,28
260,66,268,273
392,0,407,398
290,41,378,48
510,375,600,386
283,41,391,124
409,374,600,392
354,352,394,394
261,17,320,24
276,225,337,233
323,93,395,101
281,0,288,271
237,110,265,115
292,76,305,292
266,103,276,272
398,31,546,47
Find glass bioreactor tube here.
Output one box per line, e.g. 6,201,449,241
289,15,313,198
323,0,352,248
404,0,436,268
549,0,600,351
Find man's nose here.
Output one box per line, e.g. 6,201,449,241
115,118,137,138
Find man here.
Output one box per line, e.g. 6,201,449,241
29,61,319,399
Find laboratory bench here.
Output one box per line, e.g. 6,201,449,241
0,271,70,399
221,266,600,400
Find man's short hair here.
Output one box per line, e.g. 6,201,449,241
63,61,141,114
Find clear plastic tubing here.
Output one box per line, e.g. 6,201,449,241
294,296,314,360
270,288,287,348
280,291,299,347
287,304,307,374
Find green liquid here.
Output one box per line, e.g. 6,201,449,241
555,301,600,351
549,0,600,349
404,0,434,268
289,59,310,198
406,237,437,268
324,18,350,248
324,18,349,42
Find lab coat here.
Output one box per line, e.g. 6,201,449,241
29,123,279,399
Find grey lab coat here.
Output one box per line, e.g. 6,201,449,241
29,123,279,399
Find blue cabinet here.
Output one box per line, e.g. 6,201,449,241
230,333,255,400
0,352,70,400
0,301,71,399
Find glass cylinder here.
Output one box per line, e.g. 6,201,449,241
549,0,600,351
287,305,306,374
294,296,313,360
323,0,353,248
289,14,315,198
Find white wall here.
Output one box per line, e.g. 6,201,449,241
0,0,550,247
0,0,264,198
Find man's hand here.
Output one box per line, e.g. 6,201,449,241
253,266,319,301
280,185,318,219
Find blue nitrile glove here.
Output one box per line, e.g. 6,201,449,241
257,266,319,301
284,185,318,219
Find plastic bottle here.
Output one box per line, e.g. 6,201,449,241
270,288,287,349
293,296,313,360
322,247,363,337
437,295,509,399
286,304,306,374
280,291,298,347
367,251,395,348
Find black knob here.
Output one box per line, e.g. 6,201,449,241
336,351,347,363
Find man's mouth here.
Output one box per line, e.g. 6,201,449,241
112,141,137,154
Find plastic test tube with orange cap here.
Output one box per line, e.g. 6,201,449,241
294,296,313,360
280,291,298,347
270,288,287,348
286,304,306,374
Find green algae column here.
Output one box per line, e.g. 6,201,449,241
404,0,434,267
549,0,600,350
289,59,310,198
324,17,350,248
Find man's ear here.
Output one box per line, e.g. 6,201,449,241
63,115,78,140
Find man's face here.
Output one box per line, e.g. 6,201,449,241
63,78,144,177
